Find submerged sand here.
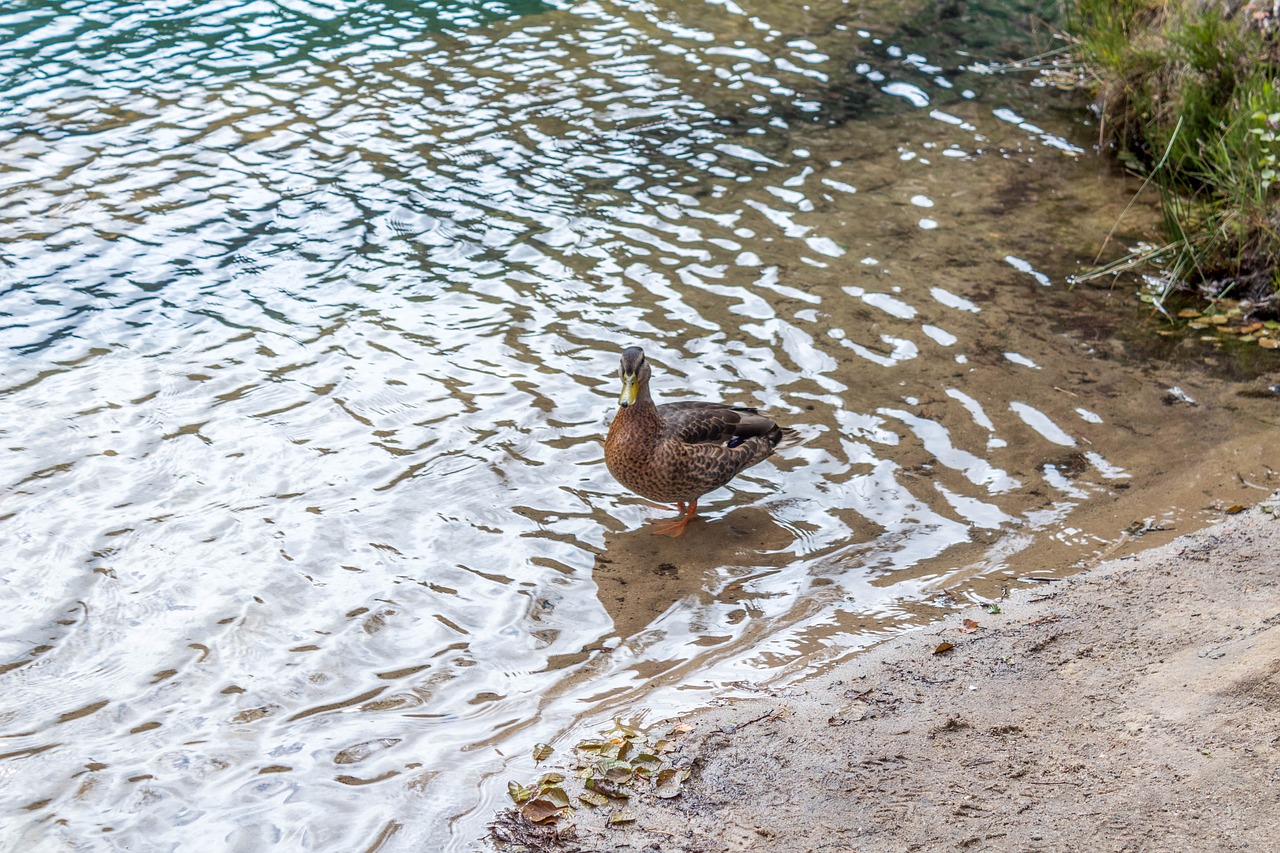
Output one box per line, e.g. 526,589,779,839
490,496,1280,851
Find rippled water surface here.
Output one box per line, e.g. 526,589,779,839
4,0,1279,849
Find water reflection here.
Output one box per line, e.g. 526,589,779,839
2,0,1277,850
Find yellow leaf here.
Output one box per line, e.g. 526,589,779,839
539,785,570,808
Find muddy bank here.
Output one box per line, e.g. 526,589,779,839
490,495,1280,852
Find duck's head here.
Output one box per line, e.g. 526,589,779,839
617,346,650,408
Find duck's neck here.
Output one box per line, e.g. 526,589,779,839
612,380,661,440
632,376,655,410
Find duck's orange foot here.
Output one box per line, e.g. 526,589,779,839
648,500,698,538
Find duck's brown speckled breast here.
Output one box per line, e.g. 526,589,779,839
605,407,776,504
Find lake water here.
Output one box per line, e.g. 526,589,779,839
3,0,1278,849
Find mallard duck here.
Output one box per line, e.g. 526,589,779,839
604,346,800,536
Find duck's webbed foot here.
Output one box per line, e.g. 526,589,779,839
648,500,698,537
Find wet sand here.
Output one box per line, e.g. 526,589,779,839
491,494,1280,851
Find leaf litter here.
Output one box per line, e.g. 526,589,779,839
489,716,696,851
1173,303,1280,350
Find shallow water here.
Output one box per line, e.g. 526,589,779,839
3,0,1278,849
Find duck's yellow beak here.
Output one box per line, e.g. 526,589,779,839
618,374,638,408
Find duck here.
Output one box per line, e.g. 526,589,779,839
604,346,801,537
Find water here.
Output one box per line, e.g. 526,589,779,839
3,0,1278,849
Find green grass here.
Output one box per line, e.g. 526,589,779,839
1066,0,1280,304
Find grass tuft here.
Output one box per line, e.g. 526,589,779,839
1067,0,1280,308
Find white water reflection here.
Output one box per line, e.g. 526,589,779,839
930,286,982,313
922,324,958,346
1006,254,1054,286
1086,452,1131,480
1010,401,1078,446
1004,351,1041,369
993,106,1086,154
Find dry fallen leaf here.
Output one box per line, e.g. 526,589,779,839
933,641,954,655
539,785,570,808
532,743,553,762
602,764,634,783
578,790,610,808
828,700,869,726
654,767,691,799
520,797,564,824
959,618,981,634
586,777,630,799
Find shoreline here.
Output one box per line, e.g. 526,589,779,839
490,495,1280,851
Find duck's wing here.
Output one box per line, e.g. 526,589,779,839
658,402,783,448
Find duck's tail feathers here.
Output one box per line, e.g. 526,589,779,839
774,426,806,450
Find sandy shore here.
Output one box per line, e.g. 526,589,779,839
490,496,1280,852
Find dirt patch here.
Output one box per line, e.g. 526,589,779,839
489,497,1280,852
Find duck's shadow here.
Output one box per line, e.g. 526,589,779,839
592,505,796,642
